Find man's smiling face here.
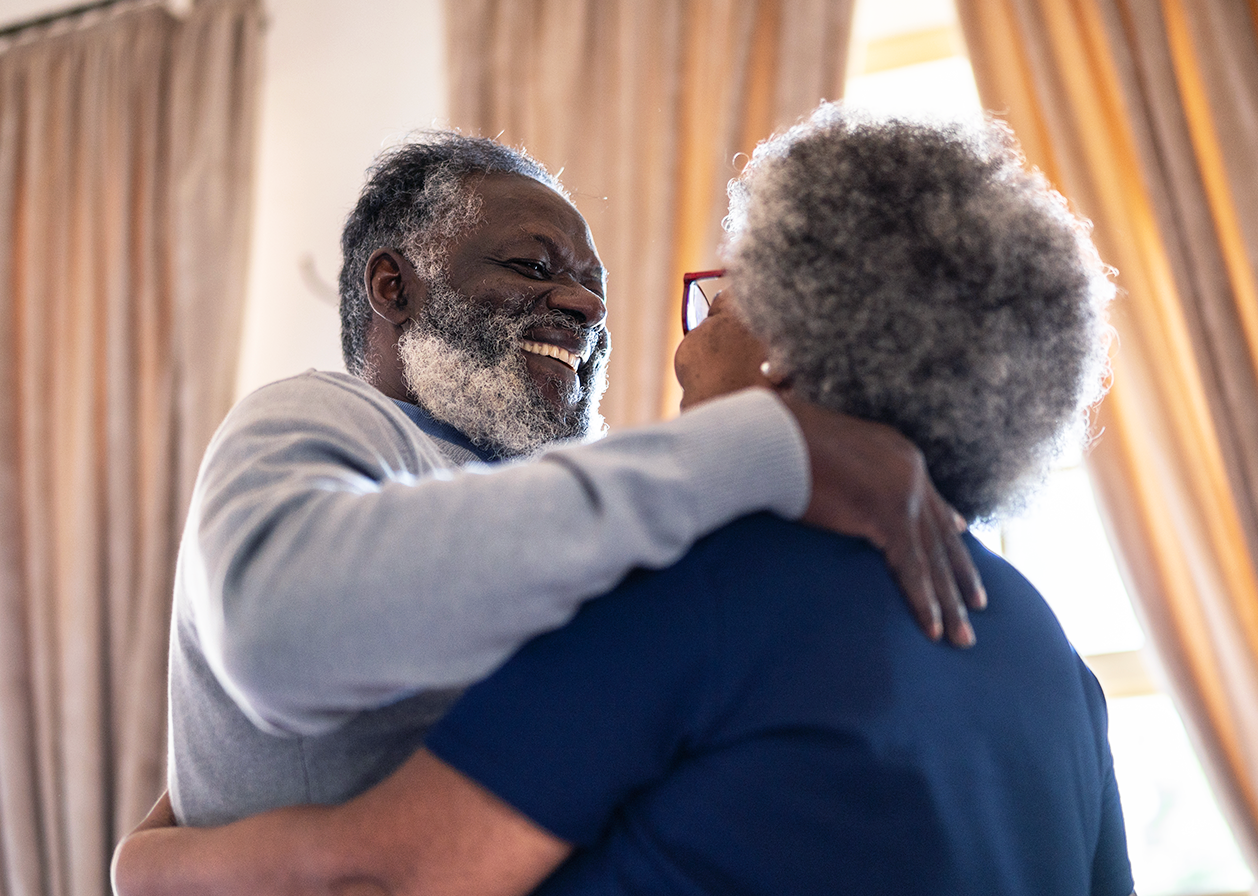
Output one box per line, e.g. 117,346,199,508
396,173,611,456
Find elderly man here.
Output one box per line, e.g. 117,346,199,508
116,112,1132,895
166,132,980,830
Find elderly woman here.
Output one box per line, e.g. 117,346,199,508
114,106,1132,895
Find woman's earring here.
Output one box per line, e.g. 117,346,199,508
759,359,791,389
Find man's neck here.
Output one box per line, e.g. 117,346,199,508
389,398,504,463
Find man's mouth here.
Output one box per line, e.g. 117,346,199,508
521,339,588,372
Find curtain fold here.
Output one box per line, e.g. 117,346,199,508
446,0,853,425
0,2,262,894
956,0,1258,870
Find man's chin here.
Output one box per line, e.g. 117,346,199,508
399,333,603,456
523,358,583,415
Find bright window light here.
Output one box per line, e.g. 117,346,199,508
845,56,983,121
990,465,1144,657
1108,696,1255,895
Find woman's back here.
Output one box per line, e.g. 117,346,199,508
427,513,1133,896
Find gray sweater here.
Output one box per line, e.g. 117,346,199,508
168,371,809,825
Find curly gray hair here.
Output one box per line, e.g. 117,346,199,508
338,132,562,377
726,105,1114,520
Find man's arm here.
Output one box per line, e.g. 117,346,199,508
190,372,980,737
113,753,567,896
186,372,810,736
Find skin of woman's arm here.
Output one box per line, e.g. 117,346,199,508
111,749,572,896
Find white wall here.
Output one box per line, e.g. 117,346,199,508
234,0,448,398
0,0,81,24
0,0,449,399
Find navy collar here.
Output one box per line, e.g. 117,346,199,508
390,399,503,463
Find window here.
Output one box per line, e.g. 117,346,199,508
845,1,1256,892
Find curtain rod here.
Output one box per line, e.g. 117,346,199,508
0,0,188,40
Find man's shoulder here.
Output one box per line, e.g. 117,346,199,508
201,369,452,477
222,370,413,440
235,369,393,414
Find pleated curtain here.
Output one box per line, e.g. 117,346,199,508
445,0,853,426
0,2,261,894
956,0,1258,870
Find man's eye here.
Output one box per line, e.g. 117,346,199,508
511,260,550,278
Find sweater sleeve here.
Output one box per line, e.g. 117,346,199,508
179,372,809,736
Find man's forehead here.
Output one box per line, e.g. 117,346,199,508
472,173,586,226
468,173,603,267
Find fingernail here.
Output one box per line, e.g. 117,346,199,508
974,584,988,610
960,622,976,647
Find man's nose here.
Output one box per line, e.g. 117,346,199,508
548,279,607,328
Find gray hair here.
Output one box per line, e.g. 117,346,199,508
338,132,562,376
726,105,1114,520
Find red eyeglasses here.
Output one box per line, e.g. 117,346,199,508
681,269,729,334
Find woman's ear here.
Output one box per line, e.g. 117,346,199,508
365,248,427,325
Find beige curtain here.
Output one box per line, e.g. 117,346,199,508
956,0,1258,870
446,0,853,425
0,2,261,894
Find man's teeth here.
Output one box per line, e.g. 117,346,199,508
521,340,585,371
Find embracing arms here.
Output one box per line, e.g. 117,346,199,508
187,372,981,737
114,751,564,896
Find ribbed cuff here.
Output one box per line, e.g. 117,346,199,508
673,388,810,524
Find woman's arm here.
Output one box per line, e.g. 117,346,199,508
112,750,572,896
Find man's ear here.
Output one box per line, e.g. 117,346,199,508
365,248,428,325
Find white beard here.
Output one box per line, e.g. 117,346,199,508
397,280,609,457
